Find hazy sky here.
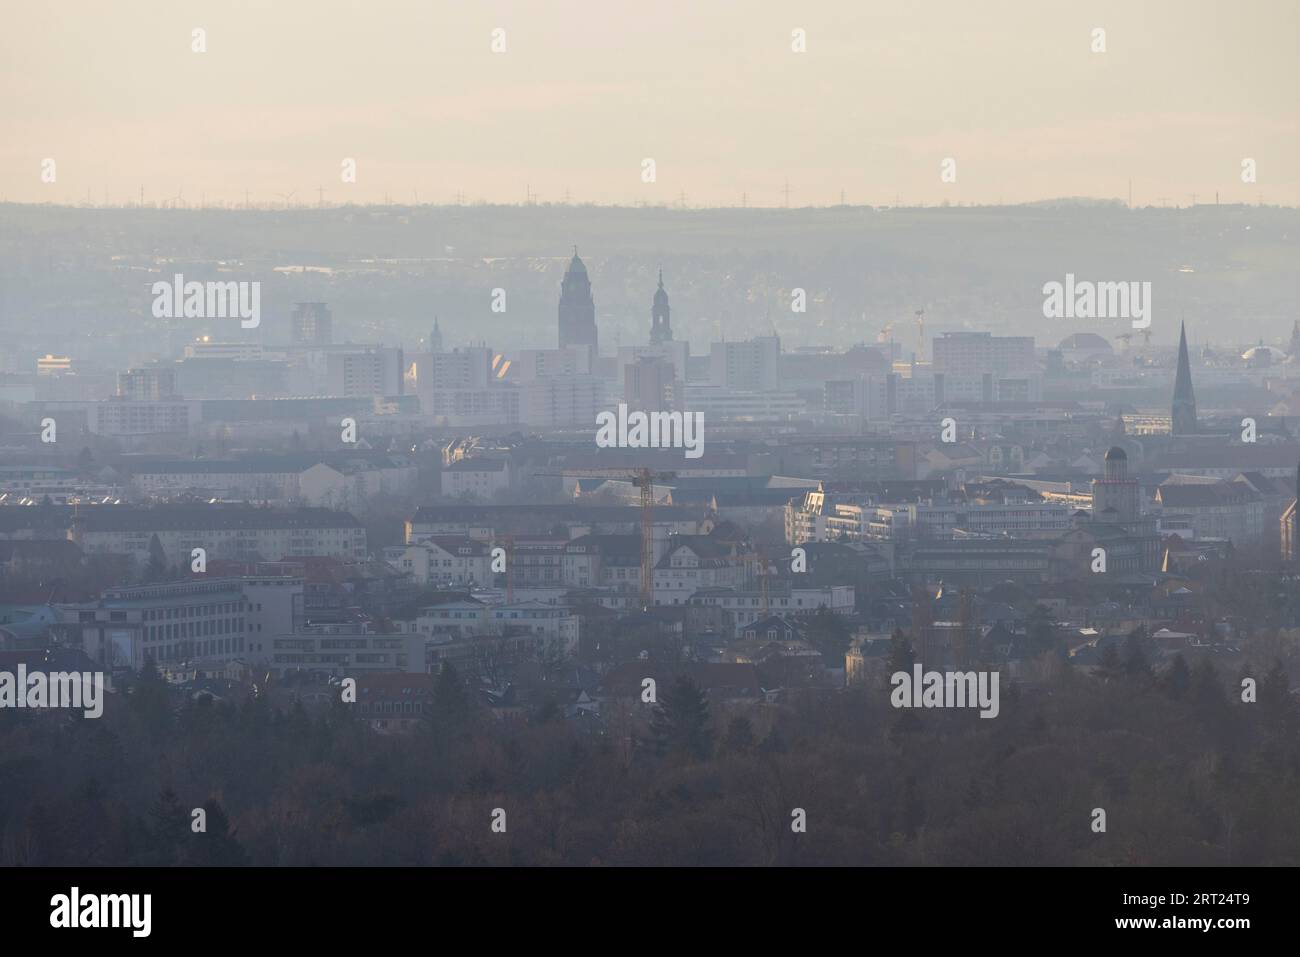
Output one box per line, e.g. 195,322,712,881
3,0,1297,208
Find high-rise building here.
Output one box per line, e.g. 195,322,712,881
117,366,177,401
510,346,591,381
291,302,333,346
183,341,265,361
625,355,681,413
558,249,598,354
325,347,404,397
425,347,492,389
429,317,443,354
519,376,604,429
90,399,191,437
1171,321,1198,435
417,347,514,425
709,335,781,391
650,269,673,344
931,332,1035,376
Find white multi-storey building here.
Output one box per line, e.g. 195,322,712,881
268,624,427,676
652,538,750,606
441,459,512,498
384,537,492,586
931,332,1036,377
709,336,781,391
688,584,855,633
70,505,366,568
62,578,252,670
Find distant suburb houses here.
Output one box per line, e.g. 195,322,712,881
122,451,419,506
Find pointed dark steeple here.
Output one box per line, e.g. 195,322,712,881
558,248,597,353
649,268,672,344
1171,321,1197,435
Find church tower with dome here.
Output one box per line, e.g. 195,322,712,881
1082,444,1160,572
558,248,598,354
1092,446,1139,522
649,268,673,344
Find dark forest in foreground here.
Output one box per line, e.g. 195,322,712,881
3,649,1296,867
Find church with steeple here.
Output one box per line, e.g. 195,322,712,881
1070,444,1160,574
1171,321,1198,435
558,248,598,355
649,269,673,344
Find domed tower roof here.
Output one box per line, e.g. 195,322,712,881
653,268,669,308
1058,332,1112,352
558,246,597,352
1104,446,1127,462
1242,345,1286,363
649,267,672,344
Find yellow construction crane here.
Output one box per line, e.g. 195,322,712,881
632,468,677,610
527,466,675,610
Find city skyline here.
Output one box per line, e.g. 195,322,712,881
3,0,1300,898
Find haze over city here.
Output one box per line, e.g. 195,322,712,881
3,0,1297,207
1,0,1298,931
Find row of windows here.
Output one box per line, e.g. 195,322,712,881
145,602,245,621
148,618,244,641
152,636,244,662
696,597,826,608
360,701,424,715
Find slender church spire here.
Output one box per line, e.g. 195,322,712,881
1172,321,1197,435
650,267,672,344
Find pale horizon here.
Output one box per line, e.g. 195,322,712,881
2,0,1297,208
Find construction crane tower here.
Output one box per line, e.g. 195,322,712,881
632,468,677,610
